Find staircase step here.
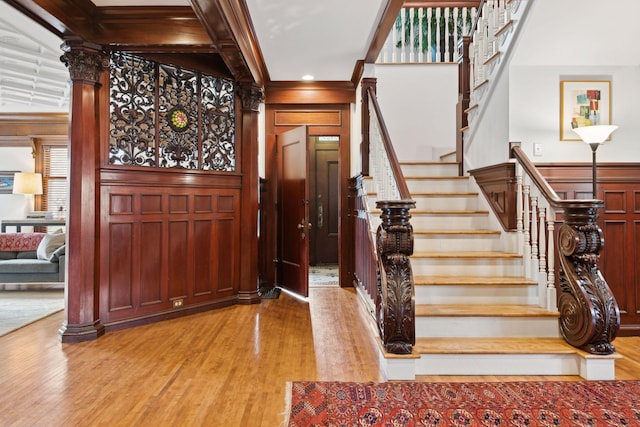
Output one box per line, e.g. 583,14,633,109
414,337,574,354
412,251,520,259
414,275,533,285
413,231,502,252
414,304,560,339
400,161,460,176
410,338,610,377
415,303,558,317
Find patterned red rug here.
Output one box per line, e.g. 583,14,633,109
284,380,640,426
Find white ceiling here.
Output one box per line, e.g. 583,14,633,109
0,0,387,112
0,1,70,112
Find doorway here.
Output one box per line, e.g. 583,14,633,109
308,136,339,288
262,102,351,298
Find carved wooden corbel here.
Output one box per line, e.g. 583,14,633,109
557,202,620,355
375,200,415,354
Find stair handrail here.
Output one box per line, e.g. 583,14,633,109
510,144,620,355
360,80,416,355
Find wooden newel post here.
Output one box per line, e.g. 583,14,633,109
375,200,416,354
557,201,620,355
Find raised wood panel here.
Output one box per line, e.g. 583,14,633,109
140,221,163,306
168,220,190,300
635,192,640,213
215,218,236,293
193,219,214,296
468,163,517,230
601,221,628,315
603,191,626,214
109,222,134,312
275,111,341,126
100,180,241,325
635,221,640,316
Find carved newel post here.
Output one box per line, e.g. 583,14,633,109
557,201,620,355
376,200,416,354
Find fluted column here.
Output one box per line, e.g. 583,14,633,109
58,40,109,342
557,201,620,355
237,84,264,304
376,200,416,354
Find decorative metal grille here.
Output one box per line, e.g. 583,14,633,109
109,52,236,171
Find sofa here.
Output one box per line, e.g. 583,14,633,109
0,232,66,283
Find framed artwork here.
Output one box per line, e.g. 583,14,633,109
0,171,18,194
560,80,611,141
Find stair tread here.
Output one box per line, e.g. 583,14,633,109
412,251,521,259
414,338,580,354
371,209,489,215
414,275,536,286
415,304,559,317
410,192,478,197
400,161,460,166
405,176,468,180
414,229,500,235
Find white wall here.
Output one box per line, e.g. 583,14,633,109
373,63,458,162
0,147,36,222
508,0,640,163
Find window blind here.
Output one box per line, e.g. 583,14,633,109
42,145,68,218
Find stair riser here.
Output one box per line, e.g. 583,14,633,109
411,259,523,277
411,196,480,211
409,215,491,229
415,317,561,338
406,179,470,193
415,285,538,305
401,164,460,176
413,235,502,252
414,354,580,376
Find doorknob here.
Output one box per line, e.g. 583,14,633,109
297,222,305,230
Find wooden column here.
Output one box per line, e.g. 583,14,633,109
237,84,264,304
58,40,108,342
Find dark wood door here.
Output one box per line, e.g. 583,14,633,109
310,137,339,265
277,126,309,297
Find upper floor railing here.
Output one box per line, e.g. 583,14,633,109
377,2,479,64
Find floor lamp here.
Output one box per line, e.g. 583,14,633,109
572,125,618,199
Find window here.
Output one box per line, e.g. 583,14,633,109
35,139,68,220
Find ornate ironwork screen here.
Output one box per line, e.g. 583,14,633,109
109,51,236,171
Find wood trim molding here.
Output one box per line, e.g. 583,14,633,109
364,0,405,63
265,81,356,104
0,113,69,137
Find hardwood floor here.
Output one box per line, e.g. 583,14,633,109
0,287,639,426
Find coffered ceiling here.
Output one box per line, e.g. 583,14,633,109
0,0,399,112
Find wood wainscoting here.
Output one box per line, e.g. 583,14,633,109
472,162,640,336
99,169,242,330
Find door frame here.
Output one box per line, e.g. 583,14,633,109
262,103,351,290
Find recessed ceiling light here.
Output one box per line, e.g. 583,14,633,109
301,74,315,81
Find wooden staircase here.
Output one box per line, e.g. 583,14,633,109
364,160,619,380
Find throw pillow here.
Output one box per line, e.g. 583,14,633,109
36,232,66,262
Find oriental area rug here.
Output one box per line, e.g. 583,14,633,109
284,380,640,426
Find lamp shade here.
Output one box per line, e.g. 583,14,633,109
12,172,43,195
572,125,618,144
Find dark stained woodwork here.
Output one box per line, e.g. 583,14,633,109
237,85,263,304
58,40,108,343
557,202,620,354
263,102,351,290
278,126,309,297
309,137,339,265
0,113,69,137
99,180,241,326
376,200,416,354
364,0,406,63
360,78,377,176
469,162,518,231
266,82,356,105
471,153,636,338
456,36,472,175
274,111,342,127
